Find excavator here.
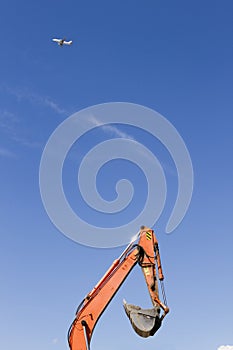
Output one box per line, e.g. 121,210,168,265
68,226,169,350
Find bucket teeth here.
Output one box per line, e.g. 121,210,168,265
123,301,162,338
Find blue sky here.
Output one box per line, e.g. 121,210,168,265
0,1,233,349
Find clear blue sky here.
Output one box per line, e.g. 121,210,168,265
0,1,232,349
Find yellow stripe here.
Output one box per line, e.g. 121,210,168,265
146,231,152,240
144,267,150,275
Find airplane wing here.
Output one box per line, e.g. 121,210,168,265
52,38,61,43
63,40,73,45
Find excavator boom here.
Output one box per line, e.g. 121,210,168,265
68,226,169,350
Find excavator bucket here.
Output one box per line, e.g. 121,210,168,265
123,300,162,338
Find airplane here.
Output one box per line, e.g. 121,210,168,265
52,38,73,46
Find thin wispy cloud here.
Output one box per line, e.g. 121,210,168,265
3,85,67,115
87,114,164,164
0,86,66,150
0,109,42,150
12,135,42,149
88,115,135,140
87,115,179,173
43,97,66,114
0,109,19,132
218,346,233,350
102,124,135,140
0,147,15,158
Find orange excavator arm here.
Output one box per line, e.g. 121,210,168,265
68,226,169,350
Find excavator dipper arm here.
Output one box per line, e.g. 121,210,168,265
68,227,169,350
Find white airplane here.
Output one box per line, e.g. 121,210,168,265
52,38,73,46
